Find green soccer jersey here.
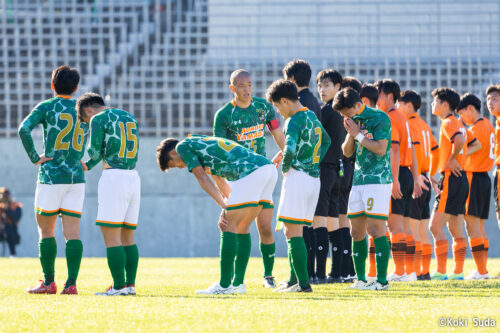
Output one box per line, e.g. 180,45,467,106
18,96,89,184
85,108,139,170
213,97,277,156
176,135,271,181
282,108,331,178
351,105,393,185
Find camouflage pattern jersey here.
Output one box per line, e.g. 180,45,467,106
18,96,89,184
85,108,139,170
282,108,331,178
351,104,393,185
213,97,277,156
175,135,271,181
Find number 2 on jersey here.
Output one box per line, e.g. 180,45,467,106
54,113,85,151
118,122,138,158
313,127,322,163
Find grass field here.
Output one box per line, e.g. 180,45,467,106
0,258,499,332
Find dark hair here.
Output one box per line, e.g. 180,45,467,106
265,79,299,103
374,79,400,102
51,65,80,95
341,76,362,93
76,92,105,122
156,138,180,172
360,84,379,107
457,93,481,112
316,69,342,86
332,88,362,112
431,87,460,111
282,59,311,87
399,90,422,111
486,84,500,96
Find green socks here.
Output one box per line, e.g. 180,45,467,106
39,237,57,285
232,233,251,287
288,248,298,285
374,236,390,285
352,238,368,282
259,242,275,277
288,237,309,288
106,246,126,289
65,239,83,287
219,232,237,288
124,244,139,286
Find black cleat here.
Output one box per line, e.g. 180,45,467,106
309,276,319,285
420,273,431,280
341,275,355,283
326,276,343,284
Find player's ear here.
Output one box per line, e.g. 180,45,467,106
72,86,78,94
50,81,55,91
229,84,235,93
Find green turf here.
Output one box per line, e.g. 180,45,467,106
0,258,499,332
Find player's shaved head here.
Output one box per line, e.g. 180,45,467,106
230,69,251,85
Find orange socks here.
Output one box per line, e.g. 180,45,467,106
434,240,449,274
368,237,376,278
452,238,467,275
470,237,488,275
414,241,422,276
421,243,433,275
483,238,489,267
405,235,416,275
391,233,406,275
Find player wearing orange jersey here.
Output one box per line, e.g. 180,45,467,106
429,88,481,281
398,90,438,280
486,85,500,233
375,79,422,282
457,93,493,280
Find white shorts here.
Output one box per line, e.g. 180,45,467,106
277,169,320,226
35,183,85,218
226,164,278,211
347,183,392,220
96,169,141,230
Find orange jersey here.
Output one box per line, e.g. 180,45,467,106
388,108,413,167
496,119,500,166
438,114,468,173
407,114,438,174
464,118,494,172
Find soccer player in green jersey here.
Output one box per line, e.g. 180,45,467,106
19,66,87,295
213,69,285,288
77,93,140,296
333,88,392,291
266,79,331,293
156,135,278,295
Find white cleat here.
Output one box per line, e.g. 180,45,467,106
95,286,129,296
387,272,408,282
465,271,490,280
231,284,246,294
365,280,390,291
273,282,293,292
195,283,234,295
367,276,377,282
346,280,371,290
127,286,136,295
406,272,418,282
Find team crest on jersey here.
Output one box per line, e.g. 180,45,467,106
256,108,266,122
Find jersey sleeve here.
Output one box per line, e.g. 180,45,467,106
265,101,279,131
84,116,105,170
443,119,461,142
176,141,202,172
389,115,400,144
282,120,299,173
430,129,439,151
18,103,45,164
374,113,392,142
466,128,477,146
213,109,229,138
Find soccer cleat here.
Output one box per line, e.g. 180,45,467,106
195,283,233,295
27,281,57,294
278,283,313,292
232,284,246,294
326,276,343,284
420,273,431,280
315,277,329,284
309,276,318,285
273,282,294,292
387,272,408,282
346,280,371,290
465,271,489,280
367,276,377,282
365,280,389,291
127,285,136,295
406,272,418,282
449,273,464,280
60,285,78,295
430,272,448,280
95,286,129,296
262,276,276,288
341,275,355,283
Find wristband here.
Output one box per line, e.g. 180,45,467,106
355,132,365,142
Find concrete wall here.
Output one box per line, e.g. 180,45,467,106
1,136,500,257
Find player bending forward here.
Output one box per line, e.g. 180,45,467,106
156,135,277,295
333,88,392,291
77,93,141,296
